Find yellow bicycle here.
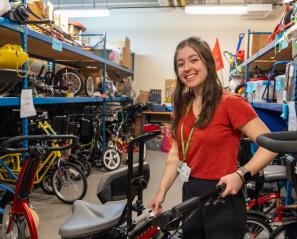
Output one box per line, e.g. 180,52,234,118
0,115,88,204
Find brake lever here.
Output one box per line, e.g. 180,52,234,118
204,194,225,207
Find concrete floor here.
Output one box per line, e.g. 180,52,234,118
32,150,182,239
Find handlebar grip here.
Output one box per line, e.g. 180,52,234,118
172,184,226,217
1,135,78,153
256,131,297,154
129,130,161,145
172,196,200,217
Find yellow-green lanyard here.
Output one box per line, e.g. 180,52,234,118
181,103,199,162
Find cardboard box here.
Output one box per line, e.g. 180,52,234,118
164,79,176,103
250,34,270,56
138,90,150,104
120,37,132,69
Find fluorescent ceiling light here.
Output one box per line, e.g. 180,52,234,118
55,9,110,18
247,4,273,12
185,5,248,14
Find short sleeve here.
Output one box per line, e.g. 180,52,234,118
224,94,258,129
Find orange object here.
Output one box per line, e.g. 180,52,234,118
212,38,224,71
236,50,245,63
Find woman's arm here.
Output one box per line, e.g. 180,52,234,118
238,117,278,176
148,139,179,214
219,117,278,197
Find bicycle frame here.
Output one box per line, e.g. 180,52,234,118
2,134,78,239
0,153,20,181
6,150,41,239
247,191,285,222
0,120,63,185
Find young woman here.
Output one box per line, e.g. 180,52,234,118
148,36,278,239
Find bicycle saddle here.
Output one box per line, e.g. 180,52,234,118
60,162,150,238
59,200,125,238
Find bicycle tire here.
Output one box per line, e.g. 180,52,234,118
51,163,87,204
2,203,27,239
269,221,297,239
84,76,95,97
245,215,272,239
70,157,91,177
41,173,62,195
54,68,82,96
41,173,55,195
102,148,122,171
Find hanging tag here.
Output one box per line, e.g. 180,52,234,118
52,38,63,52
20,89,36,118
179,163,191,183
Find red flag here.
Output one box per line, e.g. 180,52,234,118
212,38,224,71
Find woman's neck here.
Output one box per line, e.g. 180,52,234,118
192,86,203,105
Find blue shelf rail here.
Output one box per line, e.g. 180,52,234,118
0,97,131,107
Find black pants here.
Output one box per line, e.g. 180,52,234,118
182,178,246,239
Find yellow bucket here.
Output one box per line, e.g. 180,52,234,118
0,44,28,69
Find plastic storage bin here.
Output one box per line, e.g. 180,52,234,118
254,80,275,103
246,81,257,103
275,75,285,103
149,89,162,104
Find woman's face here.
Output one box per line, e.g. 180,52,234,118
176,46,208,90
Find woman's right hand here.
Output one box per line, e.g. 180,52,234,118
148,192,165,215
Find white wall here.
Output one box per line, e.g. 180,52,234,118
75,8,282,101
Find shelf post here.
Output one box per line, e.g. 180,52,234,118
244,29,251,98
102,32,107,147
21,0,29,149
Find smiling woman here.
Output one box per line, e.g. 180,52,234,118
148,36,278,239
172,36,223,133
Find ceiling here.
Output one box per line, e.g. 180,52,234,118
50,0,282,9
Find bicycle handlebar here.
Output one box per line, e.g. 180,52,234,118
0,135,78,153
129,130,161,145
172,184,226,217
129,184,226,239
256,131,297,154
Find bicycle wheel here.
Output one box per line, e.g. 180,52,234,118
84,76,95,97
2,203,26,239
78,159,92,178
102,148,122,171
245,215,272,239
51,163,87,204
55,68,82,96
41,173,54,195
69,156,91,178
269,221,297,239
41,173,62,195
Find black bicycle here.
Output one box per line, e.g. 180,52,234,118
256,131,297,239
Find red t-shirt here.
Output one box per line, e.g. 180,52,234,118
176,93,257,180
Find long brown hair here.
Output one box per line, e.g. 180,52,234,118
172,36,223,138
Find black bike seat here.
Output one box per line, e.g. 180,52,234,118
59,200,125,238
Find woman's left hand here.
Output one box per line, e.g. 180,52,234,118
218,172,244,198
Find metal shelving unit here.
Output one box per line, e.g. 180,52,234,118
0,11,134,145
241,29,295,131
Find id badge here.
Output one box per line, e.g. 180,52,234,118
178,163,191,183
